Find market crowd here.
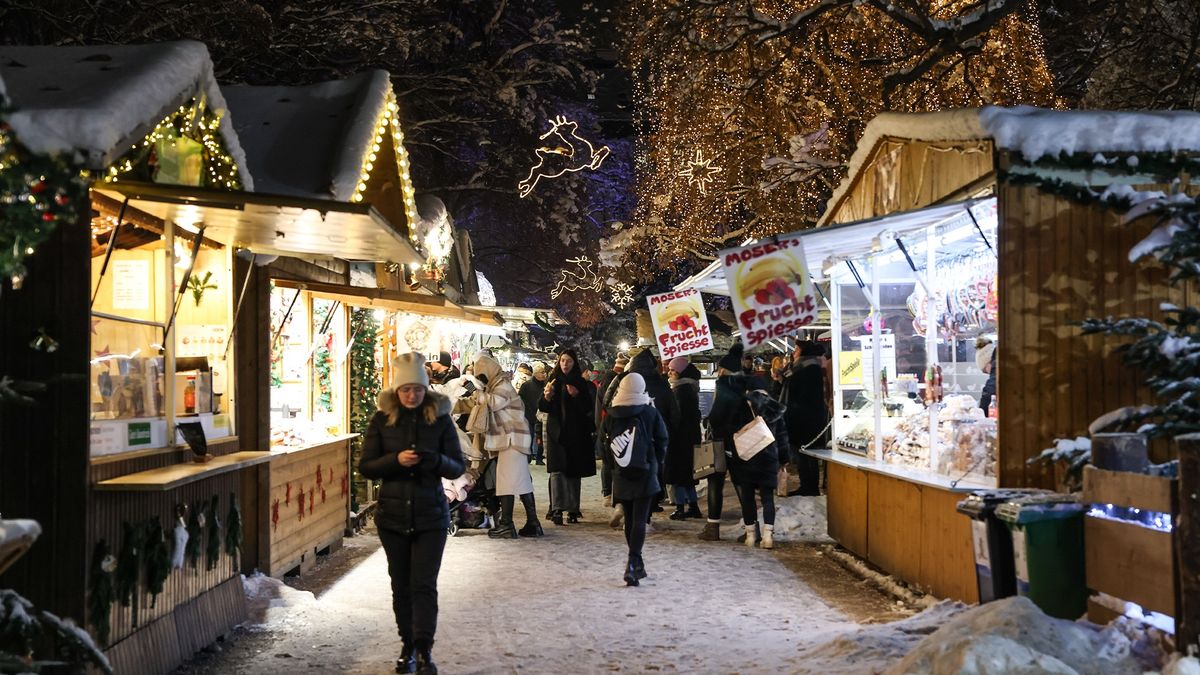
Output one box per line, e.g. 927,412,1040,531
358,343,830,675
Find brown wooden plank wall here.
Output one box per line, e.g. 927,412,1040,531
0,214,91,623
266,438,351,576
90,470,243,648
826,138,995,225
996,180,1191,486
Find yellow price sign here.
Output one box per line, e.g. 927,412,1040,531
839,351,863,386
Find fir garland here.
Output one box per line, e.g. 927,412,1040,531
348,307,381,510
0,99,89,289
1,589,114,674
533,311,558,334
143,517,170,608
185,500,203,570
87,540,114,647
224,492,243,569
205,495,222,571
114,521,144,627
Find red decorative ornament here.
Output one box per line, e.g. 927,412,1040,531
41,212,55,222
54,193,70,205
30,180,46,194
271,499,280,531
308,488,315,515
328,467,333,484
297,490,306,521
316,465,323,487
340,474,349,497
285,483,292,505
320,487,327,504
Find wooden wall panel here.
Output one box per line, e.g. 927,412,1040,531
919,487,980,603
266,438,351,576
0,214,91,623
826,462,868,558
866,473,923,587
997,180,1185,486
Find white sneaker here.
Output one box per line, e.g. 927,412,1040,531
761,524,774,549
744,523,759,548
609,504,624,529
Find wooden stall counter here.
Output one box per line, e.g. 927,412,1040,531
94,451,272,491
262,434,357,577
805,447,985,604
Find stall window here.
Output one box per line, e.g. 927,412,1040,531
173,245,236,441
269,286,348,446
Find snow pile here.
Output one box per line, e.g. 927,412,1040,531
241,573,317,631
979,106,1200,162
826,547,940,609
801,600,969,672
770,495,833,543
888,596,1162,674
0,518,41,546
1162,655,1200,675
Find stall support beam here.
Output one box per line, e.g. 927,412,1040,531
871,256,882,462
927,227,939,472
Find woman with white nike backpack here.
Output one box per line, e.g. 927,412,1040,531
602,373,669,586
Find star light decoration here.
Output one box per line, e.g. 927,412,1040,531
677,149,722,194
518,116,611,198
550,256,603,299
609,282,634,308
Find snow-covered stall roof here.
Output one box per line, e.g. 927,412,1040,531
223,71,393,202
822,106,1200,225
0,41,252,188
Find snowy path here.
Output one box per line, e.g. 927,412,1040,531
178,465,915,674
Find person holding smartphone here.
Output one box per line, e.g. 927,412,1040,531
360,352,465,675
538,348,596,524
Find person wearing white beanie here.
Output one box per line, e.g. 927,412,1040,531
360,351,464,675
602,373,668,586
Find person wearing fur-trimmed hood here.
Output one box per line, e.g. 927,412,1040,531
602,373,668,586
471,351,543,539
360,352,466,675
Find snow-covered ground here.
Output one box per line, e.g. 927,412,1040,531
178,467,1186,674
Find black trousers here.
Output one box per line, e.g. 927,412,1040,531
705,471,726,520
618,496,652,561
378,526,448,645
796,451,821,496
737,485,776,526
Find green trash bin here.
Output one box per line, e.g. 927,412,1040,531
995,494,1087,619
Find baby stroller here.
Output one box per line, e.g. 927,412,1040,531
444,456,497,536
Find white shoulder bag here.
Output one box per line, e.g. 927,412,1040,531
733,400,774,461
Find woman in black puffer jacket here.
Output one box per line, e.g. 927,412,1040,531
360,352,465,675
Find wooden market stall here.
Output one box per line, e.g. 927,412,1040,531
678,107,1200,603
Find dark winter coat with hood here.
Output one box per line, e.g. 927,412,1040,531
602,403,669,501
360,389,466,534
601,349,679,437
538,360,597,478
707,373,781,488
664,364,703,486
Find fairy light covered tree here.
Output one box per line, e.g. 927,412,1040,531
621,0,1060,280
348,308,381,509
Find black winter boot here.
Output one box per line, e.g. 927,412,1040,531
668,505,688,520
414,641,437,675
623,560,639,586
685,502,703,519
395,642,416,674
632,554,647,580
489,495,518,539
518,492,544,537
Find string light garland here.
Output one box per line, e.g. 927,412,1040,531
351,92,420,247
517,115,611,198
103,99,243,190
619,0,1060,282
550,255,603,299
677,148,723,194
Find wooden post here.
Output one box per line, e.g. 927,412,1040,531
1176,433,1200,654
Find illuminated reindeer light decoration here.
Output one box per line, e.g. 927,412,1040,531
550,256,603,299
518,116,611,198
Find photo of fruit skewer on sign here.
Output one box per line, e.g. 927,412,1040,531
646,288,714,360
719,234,818,351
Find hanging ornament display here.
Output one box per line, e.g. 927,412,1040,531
88,539,115,646
677,149,723,194
550,256,603,299
205,495,222,571
271,498,280,532
308,488,315,516
144,517,170,608
225,493,243,568
517,116,611,197
609,282,635,308
115,521,145,627
297,489,306,522
171,506,188,570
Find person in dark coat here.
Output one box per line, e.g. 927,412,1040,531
600,347,679,526
538,349,596,525
733,388,788,549
518,362,548,464
782,341,828,496
595,353,628,506
665,356,703,519
360,352,466,675
602,373,669,586
699,343,769,541
976,337,997,412
428,351,461,386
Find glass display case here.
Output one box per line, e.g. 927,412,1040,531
269,287,349,447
